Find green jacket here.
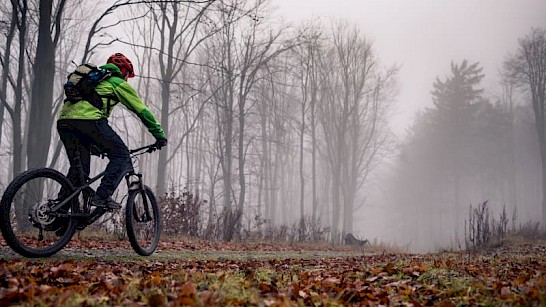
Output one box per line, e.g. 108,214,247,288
58,63,165,139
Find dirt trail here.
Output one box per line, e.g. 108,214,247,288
0,236,368,261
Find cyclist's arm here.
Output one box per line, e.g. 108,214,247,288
112,82,165,139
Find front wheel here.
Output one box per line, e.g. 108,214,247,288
126,185,161,256
0,168,78,257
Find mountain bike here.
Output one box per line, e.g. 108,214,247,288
0,143,161,258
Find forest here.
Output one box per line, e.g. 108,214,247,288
1,0,545,252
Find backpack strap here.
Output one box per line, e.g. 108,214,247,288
99,73,119,116
105,97,115,116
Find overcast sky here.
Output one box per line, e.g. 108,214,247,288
271,0,546,136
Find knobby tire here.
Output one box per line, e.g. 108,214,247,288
0,168,77,257
125,185,161,256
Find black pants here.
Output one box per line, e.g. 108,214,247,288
57,119,133,199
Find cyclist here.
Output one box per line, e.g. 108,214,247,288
57,53,167,210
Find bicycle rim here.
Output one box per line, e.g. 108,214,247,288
126,186,161,256
0,168,77,257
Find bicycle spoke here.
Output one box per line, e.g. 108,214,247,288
1,169,77,257
132,198,154,245
126,186,160,256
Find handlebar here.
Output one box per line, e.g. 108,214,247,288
130,143,159,155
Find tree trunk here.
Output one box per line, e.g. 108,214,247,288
259,96,271,224
299,99,306,240
531,73,546,227
156,80,170,196
217,33,236,238
539,124,546,227
0,7,17,150
237,87,246,233
27,0,55,170
331,163,341,242
270,131,280,225
310,93,318,231
11,0,28,229
222,96,234,240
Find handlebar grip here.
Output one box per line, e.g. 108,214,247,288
129,143,158,154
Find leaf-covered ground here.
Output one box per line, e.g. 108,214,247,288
1,237,546,306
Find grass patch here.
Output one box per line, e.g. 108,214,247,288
1,241,545,306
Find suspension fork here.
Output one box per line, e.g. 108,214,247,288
125,172,152,221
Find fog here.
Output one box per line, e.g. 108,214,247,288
1,0,546,252
272,0,546,251
273,0,546,135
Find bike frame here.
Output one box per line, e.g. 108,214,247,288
49,169,105,214
48,144,156,227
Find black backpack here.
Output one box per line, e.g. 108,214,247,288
64,64,112,109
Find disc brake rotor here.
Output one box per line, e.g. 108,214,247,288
29,202,56,226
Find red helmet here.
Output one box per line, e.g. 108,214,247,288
107,53,135,78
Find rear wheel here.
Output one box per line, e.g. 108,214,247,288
0,168,78,257
126,185,161,256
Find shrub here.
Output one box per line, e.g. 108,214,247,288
161,188,203,237
464,201,545,251
465,201,492,251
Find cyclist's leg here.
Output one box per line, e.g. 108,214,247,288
87,119,133,201
53,120,92,233
57,120,91,190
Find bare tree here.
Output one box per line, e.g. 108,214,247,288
80,0,188,63
255,72,273,225
290,25,322,239
150,0,216,196
317,22,397,239
204,0,298,240
234,4,294,235
504,28,546,227
1,0,31,229
0,2,18,155
205,1,242,241
307,34,321,231
4,0,29,180
27,0,68,171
